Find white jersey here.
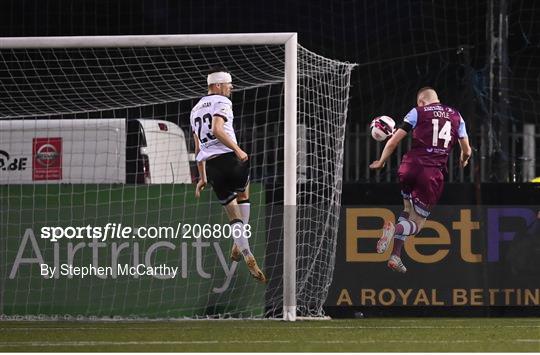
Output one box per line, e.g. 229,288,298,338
190,94,237,162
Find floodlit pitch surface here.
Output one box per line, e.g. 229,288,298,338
0,318,539,352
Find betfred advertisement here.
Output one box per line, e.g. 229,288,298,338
328,205,540,309
32,137,62,180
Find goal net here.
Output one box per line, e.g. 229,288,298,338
0,34,355,320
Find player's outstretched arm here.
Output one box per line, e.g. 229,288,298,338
212,115,248,162
193,133,207,198
369,128,408,170
458,137,472,168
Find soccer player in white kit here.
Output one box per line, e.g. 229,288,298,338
190,68,266,283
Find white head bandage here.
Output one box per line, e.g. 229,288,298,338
207,72,232,85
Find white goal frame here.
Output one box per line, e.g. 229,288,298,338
0,33,299,321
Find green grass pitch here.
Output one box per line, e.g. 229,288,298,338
0,318,539,352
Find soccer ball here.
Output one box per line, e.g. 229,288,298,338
370,115,395,142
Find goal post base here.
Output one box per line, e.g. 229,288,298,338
283,306,297,322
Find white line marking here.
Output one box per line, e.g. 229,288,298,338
301,325,540,329
310,340,482,344
1,324,540,331
3,338,539,347
0,340,291,347
0,327,204,331
516,339,540,343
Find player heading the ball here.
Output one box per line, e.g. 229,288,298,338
369,87,472,273
190,67,267,283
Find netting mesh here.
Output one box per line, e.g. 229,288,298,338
0,41,355,319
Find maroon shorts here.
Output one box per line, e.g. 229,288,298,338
397,163,444,217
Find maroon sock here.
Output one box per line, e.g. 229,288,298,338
395,220,418,236
392,239,405,257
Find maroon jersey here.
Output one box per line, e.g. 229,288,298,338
401,103,467,168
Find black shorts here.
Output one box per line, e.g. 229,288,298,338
206,152,250,205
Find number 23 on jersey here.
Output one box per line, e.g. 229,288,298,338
194,113,216,143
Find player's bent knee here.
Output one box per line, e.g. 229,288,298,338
237,185,250,201
237,191,249,201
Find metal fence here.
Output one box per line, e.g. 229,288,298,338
344,123,539,183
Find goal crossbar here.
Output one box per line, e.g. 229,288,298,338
0,33,296,49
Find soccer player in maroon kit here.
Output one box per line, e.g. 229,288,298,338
369,87,472,273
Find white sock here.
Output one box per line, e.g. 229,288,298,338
238,200,250,225
231,219,252,256
395,216,408,241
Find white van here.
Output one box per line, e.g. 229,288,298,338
0,119,191,184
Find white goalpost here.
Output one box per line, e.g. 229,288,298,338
0,33,355,321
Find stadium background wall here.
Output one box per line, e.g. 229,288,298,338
1,0,539,182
